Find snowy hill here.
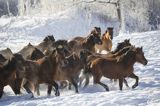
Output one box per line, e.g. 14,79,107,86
0,18,160,106
0,3,160,106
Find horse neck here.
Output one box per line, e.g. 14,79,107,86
82,38,94,50
122,52,136,68
103,33,111,40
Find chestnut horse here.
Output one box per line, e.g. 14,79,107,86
79,39,132,87
95,29,113,53
85,47,147,91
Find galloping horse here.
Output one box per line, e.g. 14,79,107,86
85,46,147,91
79,39,132,87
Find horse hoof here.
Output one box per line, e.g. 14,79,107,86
55,91,60,96
106,88,109,91
132,85,138,89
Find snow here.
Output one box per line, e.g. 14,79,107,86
0,7,160,106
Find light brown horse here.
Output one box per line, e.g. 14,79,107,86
85,47,148,91
95,28,113,53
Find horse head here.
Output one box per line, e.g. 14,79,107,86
90,27,101,37
87,33,102,45
134,47,148,65
43,35,55,42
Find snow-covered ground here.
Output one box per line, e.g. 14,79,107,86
0,9,160,106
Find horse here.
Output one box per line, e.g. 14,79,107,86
107,27,113,40
79,39,132,87
0,48,13,60
68,28,102,53
44,39,71,56
52,49,90,93
71,27,101,42
0,56,18,98
15,43,71,97
35,35,55,52
85,46,147,91
95,28,113,53
19,43,45,60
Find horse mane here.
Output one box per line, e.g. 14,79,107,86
117,48,136,65
112,46,133,58
112,39,131,54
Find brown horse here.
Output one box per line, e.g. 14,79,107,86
19,43,45,60
68,29,102,53
95,28,113,53
0,56,18,98
79,39,132,87
35,35,55,52
85,47,147,91
12,45,69,97
0,48,13,60
51,49,89,93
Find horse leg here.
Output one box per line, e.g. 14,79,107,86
123,79,129,88
98,82,109,91
119,78,124,90
83,75,90,88
78,76,83,87
68,82,72,90
36,84,40,96
23,81,34,98
93,76,109,91
47,84,52,96
51,81,60,96
129,73,139,89
0,86,4,98
9,78,22,95
70,79,78,93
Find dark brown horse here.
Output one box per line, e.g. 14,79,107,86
85,47,147,91
35,35,55,52
53,49,89,93
68,28,102,53
14,44,70,97
0,56,18,98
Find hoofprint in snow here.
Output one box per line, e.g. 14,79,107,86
0,16,160,106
